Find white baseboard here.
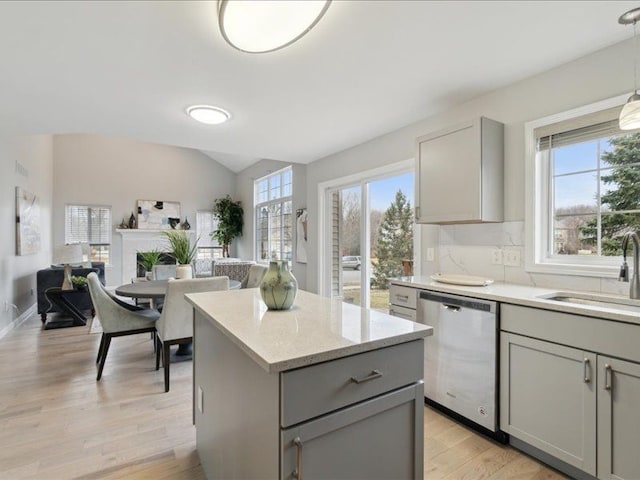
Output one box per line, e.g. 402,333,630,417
0,303,36,340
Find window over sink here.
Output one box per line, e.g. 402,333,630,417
525,94,640,277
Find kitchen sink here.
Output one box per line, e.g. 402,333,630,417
538,292,640,313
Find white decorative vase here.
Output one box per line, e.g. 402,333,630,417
259,260,297,310
175,264,193,280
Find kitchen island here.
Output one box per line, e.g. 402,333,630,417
186,288,432,480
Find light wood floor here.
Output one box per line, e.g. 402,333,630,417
0,313,568,480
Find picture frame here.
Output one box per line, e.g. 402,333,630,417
136,200,181,230
296,208,308,264
15,187,41,255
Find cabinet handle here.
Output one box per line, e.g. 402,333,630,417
415,206,420,219
292,436,303,479
350,369,383,384
583,358,591,383
395,294,409,302
390,309,413,320
604,364,613,391
442,304,461,312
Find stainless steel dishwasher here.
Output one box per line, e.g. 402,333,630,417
417,290,505,442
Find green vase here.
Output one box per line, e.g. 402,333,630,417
260,260,297,310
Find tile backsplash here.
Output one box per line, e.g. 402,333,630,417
429,221,628,296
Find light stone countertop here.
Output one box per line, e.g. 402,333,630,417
186,289,433,373
391,275,640,326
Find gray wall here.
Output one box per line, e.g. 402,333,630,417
304,38,632,293
0,135,53,334
53,134,236,285
235,159,307,290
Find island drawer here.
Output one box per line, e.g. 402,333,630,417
389,284,418,309
280,339,423,427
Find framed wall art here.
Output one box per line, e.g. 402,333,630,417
15,187,41,255
136,200,181,230
296,208,308,264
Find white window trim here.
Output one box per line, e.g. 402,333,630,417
524,94,629,278
254,166,293,263
316,159,418,298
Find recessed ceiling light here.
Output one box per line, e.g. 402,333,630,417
218,0,331,54
186,105,231,125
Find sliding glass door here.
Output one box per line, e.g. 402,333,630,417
325,170,415,311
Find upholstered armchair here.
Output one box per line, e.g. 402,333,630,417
241,264,268,288
212,260,255,282
194,258,212,278
37,263,106,323
155,276,229,392
87,272,160,381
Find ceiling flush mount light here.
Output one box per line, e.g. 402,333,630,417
218,0,331,54
619,7,640,130
186,105,231,125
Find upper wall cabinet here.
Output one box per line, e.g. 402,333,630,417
415,117,504,224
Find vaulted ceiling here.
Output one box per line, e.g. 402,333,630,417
0,1,636,172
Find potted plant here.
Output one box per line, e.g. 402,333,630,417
163,230,199,279
137,249,162,280
70,275,88,291
212,195,244,257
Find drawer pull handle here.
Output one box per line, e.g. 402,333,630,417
293,436,303,479
395,294,409,301
390,310,413,320
583,358,591,383
604,364,612,391
350,369,383,384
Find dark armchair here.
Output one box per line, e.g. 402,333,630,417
37,263,106,323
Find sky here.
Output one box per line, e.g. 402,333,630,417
369,172,414,211
553,138,616,210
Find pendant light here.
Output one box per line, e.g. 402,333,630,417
218,0,331,54
619,7,640,130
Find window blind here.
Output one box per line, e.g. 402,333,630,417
535,105,640,151
196,210,219,247
65,205,111,244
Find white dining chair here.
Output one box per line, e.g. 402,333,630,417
241,264,268,288
87,272,160,381
152,264,177,280
155,276,229,392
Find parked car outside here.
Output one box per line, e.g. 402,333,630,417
342,256,361,270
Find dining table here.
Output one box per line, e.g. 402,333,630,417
114,278,241,358
115,278,241,300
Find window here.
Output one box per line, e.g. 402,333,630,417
255,167,293,262
526,95,640,276
65,205,111,263
196,210,223,261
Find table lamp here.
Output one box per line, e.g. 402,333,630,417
54,244,83,291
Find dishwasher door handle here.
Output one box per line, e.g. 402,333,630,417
442,304,461,312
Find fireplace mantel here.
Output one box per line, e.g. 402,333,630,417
117,229,196,284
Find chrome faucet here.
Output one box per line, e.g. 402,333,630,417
619,231,640,299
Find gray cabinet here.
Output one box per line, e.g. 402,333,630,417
281,384,423,480
415,117,504,224
500,333,596,475
500,304,640,480
389,284,418,321
597,356,640,480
